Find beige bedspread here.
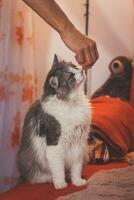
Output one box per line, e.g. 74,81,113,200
57,164,134,200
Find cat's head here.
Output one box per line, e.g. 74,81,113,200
43,55,86,100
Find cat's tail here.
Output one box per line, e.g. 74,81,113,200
16,175,26,186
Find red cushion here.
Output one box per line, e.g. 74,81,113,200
91,96,134,155
0,162,128,200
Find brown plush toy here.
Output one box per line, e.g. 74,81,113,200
91,56,133,102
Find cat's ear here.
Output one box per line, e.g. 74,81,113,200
49,76,58,89
53,54,59,66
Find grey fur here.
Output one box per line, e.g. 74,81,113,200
43,55,79,100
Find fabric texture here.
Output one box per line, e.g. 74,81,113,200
0,163,128,200
87,134,110,164
91,96,134,157
0,0,37,192
57,164,134,200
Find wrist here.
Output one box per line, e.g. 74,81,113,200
58,21,76,38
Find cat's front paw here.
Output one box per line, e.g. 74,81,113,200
54,181,68,189
72,178,87,187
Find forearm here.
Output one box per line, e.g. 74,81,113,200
23,0,99,68
22,0,74,35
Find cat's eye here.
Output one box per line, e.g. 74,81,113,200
64,70,75,76
65,70,69,74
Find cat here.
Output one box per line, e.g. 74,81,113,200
17,55,91,189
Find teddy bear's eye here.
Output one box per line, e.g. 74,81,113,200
110,60,124,74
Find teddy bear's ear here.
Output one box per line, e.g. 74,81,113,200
109,59,124,74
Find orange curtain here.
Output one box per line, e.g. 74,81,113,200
0,0,37,192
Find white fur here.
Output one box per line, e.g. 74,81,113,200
39,84,91,189
30,136,52,183
69,66,86,85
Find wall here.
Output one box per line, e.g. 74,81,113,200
89,0,134,95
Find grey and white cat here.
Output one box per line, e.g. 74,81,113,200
17,55,91,189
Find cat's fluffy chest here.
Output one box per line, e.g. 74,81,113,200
42,95,90,171
42,95,90,132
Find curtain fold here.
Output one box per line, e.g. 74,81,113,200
0,0,37,192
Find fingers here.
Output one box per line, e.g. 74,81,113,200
94,42,99,62
82,48,93,69
75,41,99,69
75,50,85,65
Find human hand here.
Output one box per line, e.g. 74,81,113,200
60,25,99,69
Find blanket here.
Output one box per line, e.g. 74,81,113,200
90,96,134,158
57,164,134,200
0,163,127,200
